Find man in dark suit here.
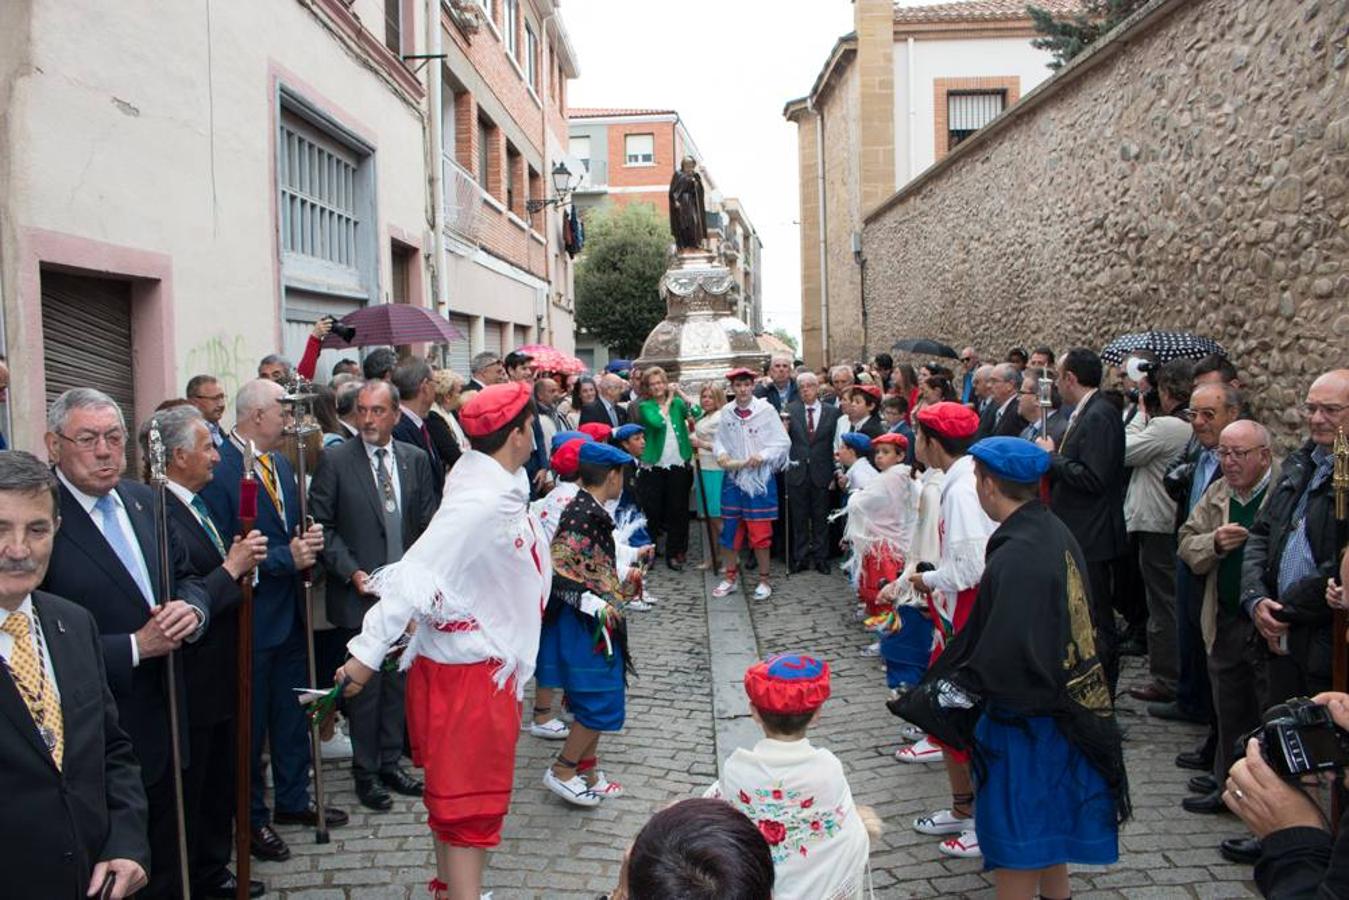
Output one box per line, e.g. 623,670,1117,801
976,363,1028,439
308,380,437,812
579,373,629,428
784,373,841,574
0,450,150,900
1017,367,1068,447
199,379,344,864
150,406,268,898
1035,348,1127,695
41,388,211,900
754,355,799,413
391,357,445,501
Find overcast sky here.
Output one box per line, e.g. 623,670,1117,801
563,0,857,342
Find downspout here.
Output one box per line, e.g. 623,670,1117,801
428,0,448,316
539,8,558,345
906,36,915,181
810,98,829,365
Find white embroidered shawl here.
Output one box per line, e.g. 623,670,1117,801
842,465,919,580
713,397,790,496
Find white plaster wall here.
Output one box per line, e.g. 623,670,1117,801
12,0,428,403
893,35,1055,185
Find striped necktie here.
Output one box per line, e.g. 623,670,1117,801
189,495,228,557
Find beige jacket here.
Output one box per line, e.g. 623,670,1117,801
1176,461,1279,652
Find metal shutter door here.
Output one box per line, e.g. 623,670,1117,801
446,314,471,374
41,271,136,427
481,319,502,357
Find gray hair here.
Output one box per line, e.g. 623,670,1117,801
357,378,398,408
334,380,363,416
770,353,793,367
796,371,819,387
992,363,1021,386
258,353,292,374
828,365,854,383
47,387,125,434
235,378,284,419
0,450,60,518
391,357,432,401
138,405,205,459
1192,380,1242,411
470,351,501,374
185,374,219,397
974,364,996,380
1221,419,1271,448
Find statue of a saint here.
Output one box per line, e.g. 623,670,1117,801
668,156,707,251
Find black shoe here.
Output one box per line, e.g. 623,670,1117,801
200,872,266,898
1220,836,1262,865
791,561,810,574
1149,701,1207,723
273,803,349,828
249,825,291,862
1182,789,1228,814
355,774,393,811
814,561,830,575
380,767,425,797
1188,773,1219,794
1176,748,1216,771
1117,638,1148,658
667,557,685,572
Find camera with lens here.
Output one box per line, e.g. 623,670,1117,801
1245,697,1349,779
323,315,357,343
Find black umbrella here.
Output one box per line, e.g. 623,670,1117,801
891,338,959,359
1100,331,1226,365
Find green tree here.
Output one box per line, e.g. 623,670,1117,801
770,328,799,353
574,202,670,358
1027,0,1150,70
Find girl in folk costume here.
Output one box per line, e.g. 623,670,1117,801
835,432,879,494
335,383,551,900
843,432,918,618
705,654,875,900
538,441,643,808
528,431,593,742
895,402,997,864
713,368,791,601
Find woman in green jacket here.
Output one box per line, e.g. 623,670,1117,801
633,366,697,570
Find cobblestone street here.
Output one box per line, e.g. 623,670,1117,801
261,527,1260,899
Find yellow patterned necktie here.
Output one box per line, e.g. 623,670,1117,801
1,611,64,769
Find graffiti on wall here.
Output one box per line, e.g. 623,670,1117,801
184,333,253,399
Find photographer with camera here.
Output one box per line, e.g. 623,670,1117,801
1223,692,1349,897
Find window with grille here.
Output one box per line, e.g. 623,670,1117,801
383,0,401,54
279,115,361,272
625,133,654,166
506,144,520,214
503,0,518,58
525,23,538,89
477,116,491,191
570,136,591,172
947,91,1005,148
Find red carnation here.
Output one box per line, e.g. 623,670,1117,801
757,819,787,846
810,820,822,832
738,790,752,805
771,789,784,800
801,797,814,809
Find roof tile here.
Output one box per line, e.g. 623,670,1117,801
893,0,1079,24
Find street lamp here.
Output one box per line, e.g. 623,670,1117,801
526,161,577,214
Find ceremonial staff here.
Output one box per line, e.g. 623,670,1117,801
234,441,260,900
780,408,792,579
1332,426,1348,692
281,379,331,844
147,419,193,899
692,447,718,572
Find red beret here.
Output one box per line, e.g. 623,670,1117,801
578,422,613,443
916,401,980,439
459,382,532,437
550,438,587,478
872,432,909,452
725,367,758,382
850,384,883,403
744,653,831,715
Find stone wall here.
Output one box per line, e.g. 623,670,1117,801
862,0,1349,447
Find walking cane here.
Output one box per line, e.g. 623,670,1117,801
147,421,193,899
234,441,260,900
281,380,331,844
780,409,793,578
1330,427,1348,834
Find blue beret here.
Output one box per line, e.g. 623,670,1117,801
612,424,644,443
969,436,1051,484
578,441,633,467
840,432,872,454
549,430,592,453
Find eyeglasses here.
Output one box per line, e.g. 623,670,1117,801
56,429,125,452
1017,390,1038,397
1181,408,1220,422
1302,403,1348,418
1216,446,1265,462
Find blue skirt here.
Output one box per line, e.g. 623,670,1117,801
695,468,723,518
534,608,625,732
973,714,1118,871
880,606,932,690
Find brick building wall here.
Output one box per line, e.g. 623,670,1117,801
863,0,1349,448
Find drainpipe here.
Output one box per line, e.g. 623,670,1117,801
906,36,916,181
810,98,829,365
540,8,558,345
428,0,448,315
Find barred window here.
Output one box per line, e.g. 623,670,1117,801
279,116,360,271
947,91,1005,148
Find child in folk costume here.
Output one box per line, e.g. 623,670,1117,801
538,441,641,808
843,433,918,619
706,654,874,900
713,368,791,601
610,424,655,610
528,431,593,741
835,432,879,494
335,383,550,900
895,401,997,863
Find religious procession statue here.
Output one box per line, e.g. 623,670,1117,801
668,155,707,252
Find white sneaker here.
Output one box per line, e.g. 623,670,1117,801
752,582,772,601
938,829,982,858
913,808,973,836
543,768,601,807
894,736,943,763
897,722,926,743
320,732,353,761
530,718,570,740
627,598,654,612
589,770,625,799
858,641,881,658
712,578,738,597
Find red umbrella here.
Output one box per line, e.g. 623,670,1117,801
516,344,586,375
318,304,466,348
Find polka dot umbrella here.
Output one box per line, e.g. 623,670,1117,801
1100,331,1226,365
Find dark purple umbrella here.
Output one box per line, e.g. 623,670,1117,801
318,304,465,348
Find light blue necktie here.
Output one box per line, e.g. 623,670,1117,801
94,494,154,604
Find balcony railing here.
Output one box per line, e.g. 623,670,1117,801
443,155,484,240
575,158,608,191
